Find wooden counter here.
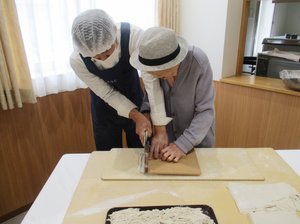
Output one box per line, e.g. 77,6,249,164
220,75,300,97
214,77,300,149
63,148,300,224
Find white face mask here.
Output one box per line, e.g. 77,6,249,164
93,46,120,69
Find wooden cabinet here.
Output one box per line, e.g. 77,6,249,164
215,77,300,148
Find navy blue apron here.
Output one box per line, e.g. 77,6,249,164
80,23,143,150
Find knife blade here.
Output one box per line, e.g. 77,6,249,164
138,131,152,173
143,131,151,173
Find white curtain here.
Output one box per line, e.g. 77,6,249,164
15,0,155,97
157,0,180,34
0,0,36,110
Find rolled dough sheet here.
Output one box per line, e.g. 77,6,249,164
249,211,300,224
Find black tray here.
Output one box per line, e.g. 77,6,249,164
105,204,218,224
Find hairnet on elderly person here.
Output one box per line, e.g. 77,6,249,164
130,27,215,162
70,9,171,151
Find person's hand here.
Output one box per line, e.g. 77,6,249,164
150,126,168,159
160,143,185,163
129,109,152,145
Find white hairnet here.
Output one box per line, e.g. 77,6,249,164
71,9,116,57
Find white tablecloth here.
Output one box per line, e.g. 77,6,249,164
276,150,300,176
21,154,90,224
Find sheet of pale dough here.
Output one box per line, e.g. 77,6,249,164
249,211,300,224
100,148,265,180
228,182,300,213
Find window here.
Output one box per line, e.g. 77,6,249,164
15,0,155,97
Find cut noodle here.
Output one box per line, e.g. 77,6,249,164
108,206,216,224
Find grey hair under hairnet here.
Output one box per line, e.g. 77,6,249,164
71,9,116,57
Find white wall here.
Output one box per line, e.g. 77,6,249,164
271,3,288,36
272,3,300,36
179,0,243,80
285,3,300,35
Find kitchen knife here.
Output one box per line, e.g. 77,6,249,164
143,131,151,173
139,131,151,173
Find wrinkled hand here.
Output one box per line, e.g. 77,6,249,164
129,109,152,145
160,143,185,163
150,126,168,159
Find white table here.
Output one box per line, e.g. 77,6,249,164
21,150,300,224
276,150,300,176
21,154,90,224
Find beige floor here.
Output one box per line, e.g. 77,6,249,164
1,212,27,224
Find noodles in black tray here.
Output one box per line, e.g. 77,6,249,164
105,204,218,224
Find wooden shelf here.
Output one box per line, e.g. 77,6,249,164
220,75,300,97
